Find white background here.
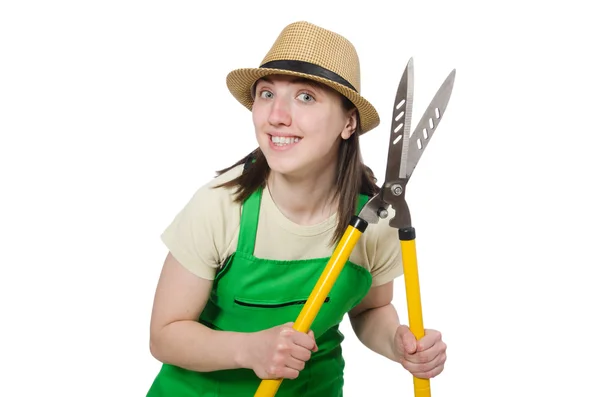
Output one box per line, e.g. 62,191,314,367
1,1,599,396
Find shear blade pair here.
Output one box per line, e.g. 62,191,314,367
360,57,456,230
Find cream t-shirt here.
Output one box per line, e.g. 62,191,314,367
161,164,404,287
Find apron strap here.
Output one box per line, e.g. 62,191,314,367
236,187,262,255
355,193,370,215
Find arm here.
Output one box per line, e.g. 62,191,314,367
149,252,248,372
349,281,448,379
348,281,401,362
149,252,318,378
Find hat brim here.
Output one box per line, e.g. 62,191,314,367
226,67,380,134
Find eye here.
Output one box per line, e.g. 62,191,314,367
259,90,274,99
297,92,314,103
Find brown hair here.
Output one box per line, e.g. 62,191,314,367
214,87,380,246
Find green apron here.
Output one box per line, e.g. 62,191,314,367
147,188,372,396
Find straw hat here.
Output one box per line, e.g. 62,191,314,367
226,21,380,134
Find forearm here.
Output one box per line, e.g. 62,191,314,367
350,303,401,362
150,320,249,372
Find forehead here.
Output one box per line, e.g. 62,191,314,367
256,75,329,91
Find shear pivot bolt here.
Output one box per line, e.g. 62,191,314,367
378,208,388,219
391,184,403,196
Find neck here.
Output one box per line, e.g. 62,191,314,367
267,165,338,226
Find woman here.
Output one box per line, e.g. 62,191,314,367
147,21,447,396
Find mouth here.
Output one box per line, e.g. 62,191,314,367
269,134,301,147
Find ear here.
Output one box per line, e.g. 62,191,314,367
341,108,358,140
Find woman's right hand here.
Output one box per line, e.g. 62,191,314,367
242,322,318,380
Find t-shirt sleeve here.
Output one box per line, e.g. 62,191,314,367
367,208,404,287
160,167,242,280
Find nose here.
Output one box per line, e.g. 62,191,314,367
267,96,292,127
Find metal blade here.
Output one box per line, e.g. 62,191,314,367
405,69,456,179
385,58,414,184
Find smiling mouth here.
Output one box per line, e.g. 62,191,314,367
270,135,301,146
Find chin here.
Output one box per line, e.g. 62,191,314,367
264,156,298,176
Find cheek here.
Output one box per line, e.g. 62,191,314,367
251,109,270,137
296,111,326,133
302,113,345,142
251,105,261,126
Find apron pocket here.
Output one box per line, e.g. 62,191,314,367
233,296,330,309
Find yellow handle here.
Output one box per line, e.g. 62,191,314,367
254,223,365,397
400,229,431,397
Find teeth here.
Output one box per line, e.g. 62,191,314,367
271,136,300,146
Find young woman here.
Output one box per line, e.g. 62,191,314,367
147,21,447,396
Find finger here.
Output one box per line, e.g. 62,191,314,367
402,350,446,373
308,330,319,352
411,342,447,366
411,339,446,364
416,330,442,352
292,331,318,351
279,367,301,380
412,363,445,380
285,356,307,372
410,345,446,365
290,345,312,362
264,364,299,380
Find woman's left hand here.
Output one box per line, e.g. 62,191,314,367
392,324,447,379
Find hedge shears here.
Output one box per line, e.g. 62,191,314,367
255,58,456,397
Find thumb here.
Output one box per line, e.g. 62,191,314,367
398,325,417,354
